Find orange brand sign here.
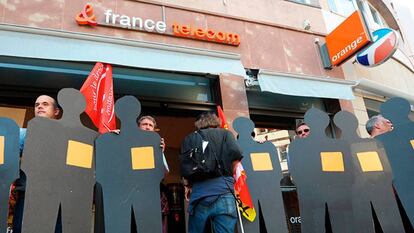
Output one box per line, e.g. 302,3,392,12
326,11,371,66
75,4,97,26
172,23,240,46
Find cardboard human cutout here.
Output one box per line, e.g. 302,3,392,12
334,111,404,233
0,117,19,233
289,108,354,233
21,88,98,233
233,117,288,233
377,97,414,227
95,96,164,233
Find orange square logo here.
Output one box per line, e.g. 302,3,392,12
326,11,371,66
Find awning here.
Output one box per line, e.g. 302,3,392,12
258,70,356,100
0,24,247,78
355,78,414,104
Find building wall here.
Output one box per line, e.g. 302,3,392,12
0,0,343,78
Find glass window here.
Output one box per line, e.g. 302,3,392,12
286,0,320,7
369,4,384,26
364,97,414,121
357,0,387,30
328,0,357,16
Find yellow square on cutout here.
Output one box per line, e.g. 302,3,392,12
131,147,155,170
250,153,273,171
357,151,383,172
0,136,4,165
66,140,93,169
320,152,344,172
411,140,414,150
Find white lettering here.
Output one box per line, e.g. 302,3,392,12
104,9,112,24
119,15,131,28
144,19,155,31
331,36,364,63
132,17,143,29
156,21,167,33
112,14,120,24
101,10,166,34
290,216,301,224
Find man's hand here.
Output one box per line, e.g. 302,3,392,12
184,186,192,201
111,129,121,134
160,137,166,152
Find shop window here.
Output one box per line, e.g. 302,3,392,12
0,56,217,107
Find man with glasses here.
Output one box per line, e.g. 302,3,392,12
295,122,310,139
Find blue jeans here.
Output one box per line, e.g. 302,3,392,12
188,193,238,233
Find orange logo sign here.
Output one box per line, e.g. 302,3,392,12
76,4,97,26
325,11,371,66
172,23,240,46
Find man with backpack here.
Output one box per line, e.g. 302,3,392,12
180,112,243,233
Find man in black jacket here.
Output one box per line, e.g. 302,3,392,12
181,112,243,233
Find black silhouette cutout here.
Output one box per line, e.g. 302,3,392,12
377,97,414,227
334,110,404,233
289,108,354,233
0,117,20,233
233,117,288,233
95,96,164,233
21,88,98,233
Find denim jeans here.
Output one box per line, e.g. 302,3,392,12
188,193,238,233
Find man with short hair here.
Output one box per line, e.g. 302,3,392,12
14,95,61,233
295,122,310,139
138,115,166,152
366,115,393,138
136,115,169,233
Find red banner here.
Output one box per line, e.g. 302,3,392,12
217,105,256,221
80,62,116,133
217,105,228,129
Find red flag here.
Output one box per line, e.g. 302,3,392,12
217,105,256,221
217,105,228,129
234,162,256,221
80,62,116,134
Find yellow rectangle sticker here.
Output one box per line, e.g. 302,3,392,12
0,136,4,165
250,153,273,171
131,146,155,170
320,152,344,172
357,151,383,172
66,140,93,169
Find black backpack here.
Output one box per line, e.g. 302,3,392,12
180,130,221,182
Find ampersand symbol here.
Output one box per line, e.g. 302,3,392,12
75,4,97,26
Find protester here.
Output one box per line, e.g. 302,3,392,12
181,112,243,233
295,122,310,139
137,115,169,233
365,114,393,138
138,116,166,156
13,95,61,233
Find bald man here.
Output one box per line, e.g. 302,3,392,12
13,95,60,233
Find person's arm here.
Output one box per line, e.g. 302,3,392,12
160,137,165,152
182,178,192,201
